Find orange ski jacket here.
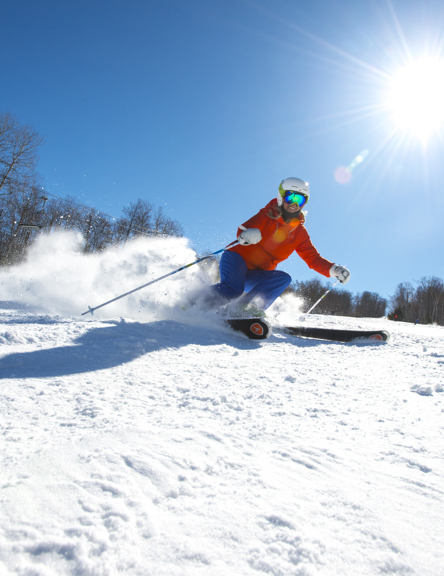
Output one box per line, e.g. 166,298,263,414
230,199,333,277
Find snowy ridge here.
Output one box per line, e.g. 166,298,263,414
1,233,443,575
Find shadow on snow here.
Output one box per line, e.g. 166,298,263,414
0,318,274,379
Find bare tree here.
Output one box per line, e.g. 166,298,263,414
78,208,114,253
0,113,184,262
42,195,84,232
151,205,184,237
389,281,415,321
354,291,387,318
0,112,44,193
287,279,354,315
114,199,154,244
0,113,45,264
0,176,47,264
158,215,184,237
291,278,325,312
326,288,354,316
415,276,444,325
388,277,444,325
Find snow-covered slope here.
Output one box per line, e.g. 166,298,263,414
1,234,443,575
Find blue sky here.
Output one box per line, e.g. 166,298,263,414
2,0,444,301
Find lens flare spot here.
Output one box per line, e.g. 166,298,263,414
334,166,351,184
335,150,369,184
273,229,287,243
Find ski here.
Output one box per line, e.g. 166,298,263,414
279,325,390,343
226,318,271,340
226,318,389,343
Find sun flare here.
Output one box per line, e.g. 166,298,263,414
388,58,444,142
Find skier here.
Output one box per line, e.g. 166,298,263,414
209,177,350,314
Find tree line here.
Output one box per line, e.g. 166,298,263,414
0,112,183,266
388,278,444,326
285,279,388,319
285,275,444,326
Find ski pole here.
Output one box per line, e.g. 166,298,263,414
303,279,341,316
81,240,239,316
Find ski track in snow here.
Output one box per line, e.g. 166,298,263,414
0,234,443,576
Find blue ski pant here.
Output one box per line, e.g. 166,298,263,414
211,250,292,310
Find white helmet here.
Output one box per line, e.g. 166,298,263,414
278,177,310,207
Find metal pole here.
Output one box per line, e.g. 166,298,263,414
303,279,341,317
82,240,239,316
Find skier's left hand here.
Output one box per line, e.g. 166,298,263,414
238,228,262,245
330,264,351,284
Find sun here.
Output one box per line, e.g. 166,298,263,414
388,57,444,143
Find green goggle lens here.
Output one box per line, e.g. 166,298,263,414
283,191,308,207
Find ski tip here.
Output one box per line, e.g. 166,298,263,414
370,330,390,342
354,330,391,343
280,325,391,343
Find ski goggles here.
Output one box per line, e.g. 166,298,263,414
283,191,308,208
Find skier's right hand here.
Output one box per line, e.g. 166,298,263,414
238,228,262,245
330,264,351,284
